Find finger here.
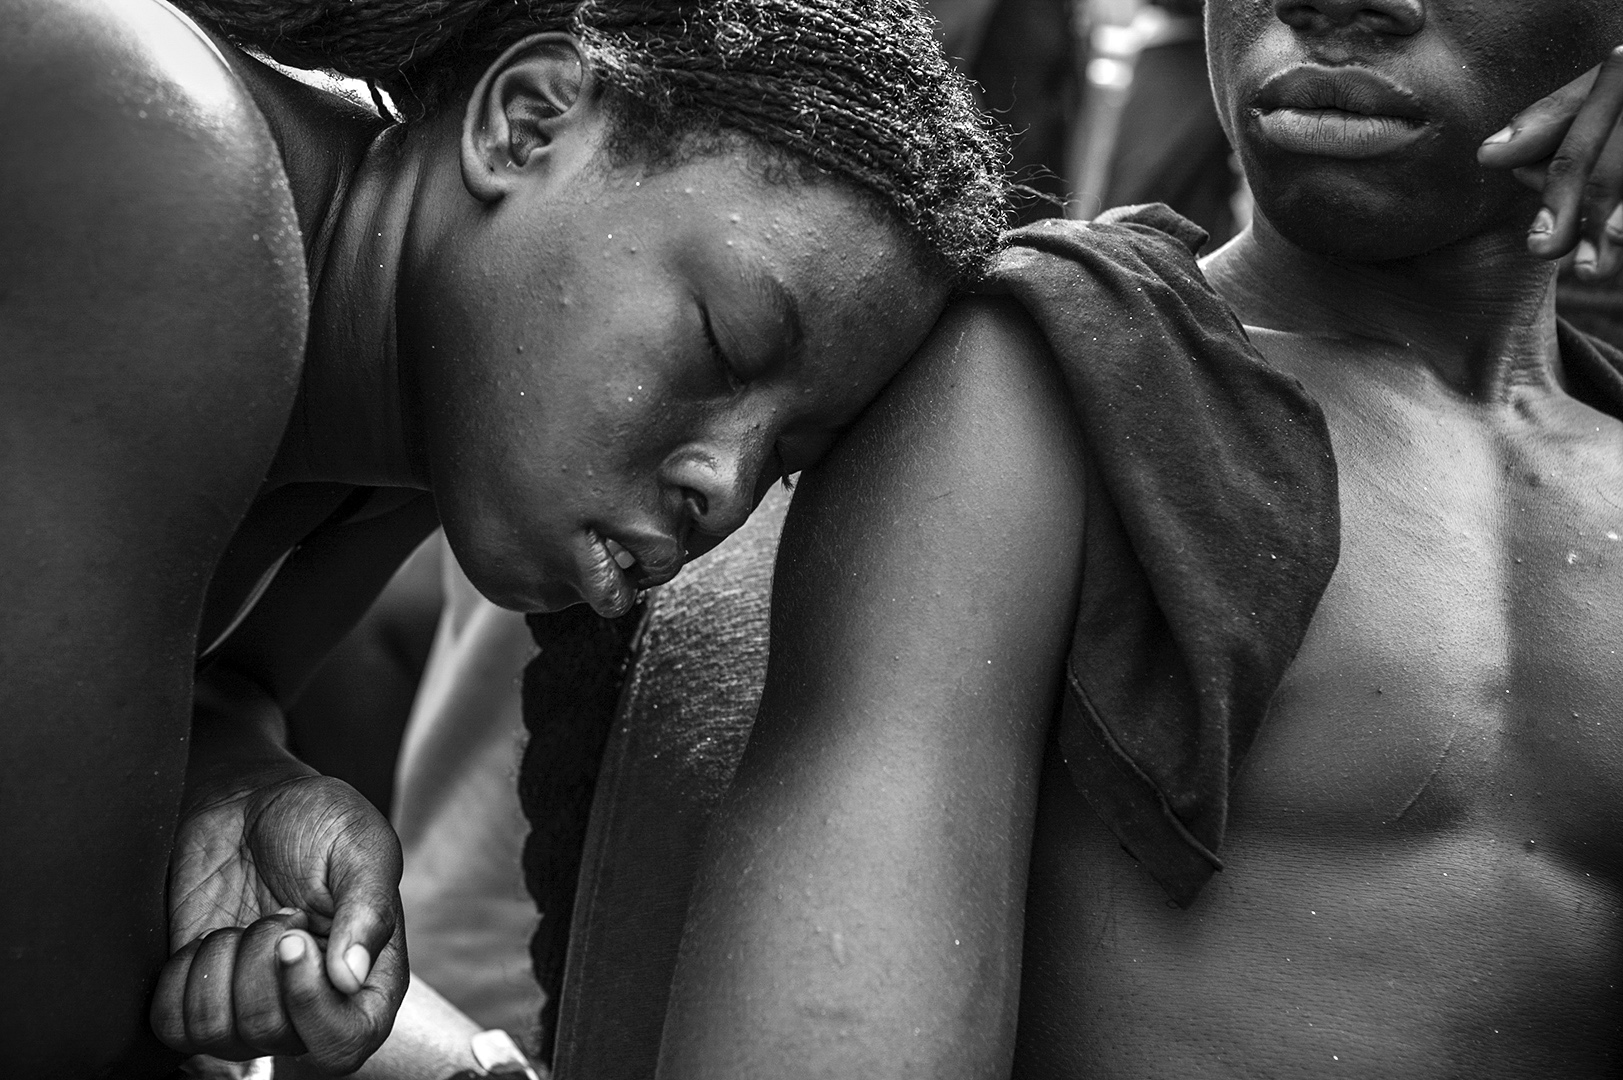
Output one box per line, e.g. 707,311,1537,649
1600,204,1623,278
151,937,205,1051
1529,46,1623,261
182,927,255,1059
324,826,403,996
1512,162,1549,193
277,929,393,1074
1479,64,1601,169
231,908,310,1056
1573,128,1623,279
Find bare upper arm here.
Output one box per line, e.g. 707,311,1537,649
0,2,306,1071
658,296,1087,1079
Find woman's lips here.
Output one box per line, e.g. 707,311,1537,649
1253,107,1428,159
573,531,686,618
576,531,637,618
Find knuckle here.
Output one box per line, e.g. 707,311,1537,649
1545,153,1583,182
1582,174,1617,203
186,1000,236,1050
235,1003,290,1050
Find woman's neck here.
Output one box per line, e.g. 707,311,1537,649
221,50,431,489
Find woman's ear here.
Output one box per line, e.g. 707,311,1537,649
462,33,596,203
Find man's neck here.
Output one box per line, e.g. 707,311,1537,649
1202,213,1563,401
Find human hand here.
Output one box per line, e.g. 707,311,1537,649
151,771,407,1071
1479,45,1623,279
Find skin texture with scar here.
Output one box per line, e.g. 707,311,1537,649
657,0,1623,1077
0,1,947,1074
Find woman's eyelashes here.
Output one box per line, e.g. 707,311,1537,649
775,444,795,491
699,306,746,395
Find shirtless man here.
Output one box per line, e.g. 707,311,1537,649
658,0,1623,1075
0,0,1004,1074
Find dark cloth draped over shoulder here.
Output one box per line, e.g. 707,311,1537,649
974,204,1340,907
1557,316,1623,415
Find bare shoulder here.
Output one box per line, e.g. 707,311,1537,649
788,292,1084,548
1,0,311,660
771,290,1087,714
4,0,292,185
2,0,307,509
867,291,1068,436
2,0,308,378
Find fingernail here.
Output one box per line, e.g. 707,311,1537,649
1530,208,1555,236
274,906,299,917
277,934,305,964
1483,125,1514,145
1607,204,1623,240
344,943,372,987
1577,239,1598,271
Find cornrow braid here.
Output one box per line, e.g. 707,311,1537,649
176,0,1010,277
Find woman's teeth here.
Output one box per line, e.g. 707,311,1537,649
605,538,636,571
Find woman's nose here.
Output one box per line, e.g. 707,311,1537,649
660,448,756,549
1274,0,1423,36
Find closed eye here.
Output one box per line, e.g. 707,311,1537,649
700,306,745,395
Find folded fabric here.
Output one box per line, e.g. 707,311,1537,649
976,204,1342,906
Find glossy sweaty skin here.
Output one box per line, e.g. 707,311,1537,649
659,0,1623,1077
0,1,943,1074
1018,3,1623,1070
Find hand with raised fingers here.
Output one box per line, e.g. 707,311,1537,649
1479,44,1623,280
152,771,408,1073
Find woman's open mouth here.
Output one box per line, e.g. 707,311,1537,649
1252,65,1432,160
575,531,639,618
573,530,684,618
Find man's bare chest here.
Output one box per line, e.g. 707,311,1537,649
1237,359,1623,871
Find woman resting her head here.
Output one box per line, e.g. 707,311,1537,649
0,0,1004,1074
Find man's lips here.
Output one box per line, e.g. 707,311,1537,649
1256,65,1427,119
1251,65,1432,159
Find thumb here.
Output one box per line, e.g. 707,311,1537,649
324,827,403,995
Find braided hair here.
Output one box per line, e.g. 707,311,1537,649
176,0,1010,277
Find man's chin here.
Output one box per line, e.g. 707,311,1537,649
1256,191,1481,264
1246,156,1520,264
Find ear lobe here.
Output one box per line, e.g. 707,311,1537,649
462,33,592,203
